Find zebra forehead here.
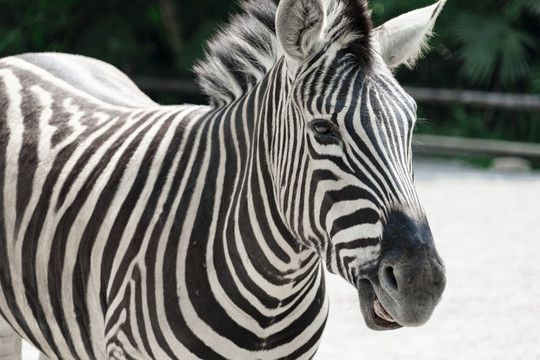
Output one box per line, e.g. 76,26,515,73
298,61,416,120
194,0,374,107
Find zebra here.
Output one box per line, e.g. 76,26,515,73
0,0,447,358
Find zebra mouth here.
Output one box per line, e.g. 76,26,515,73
357,279,402,330
373,298,396,324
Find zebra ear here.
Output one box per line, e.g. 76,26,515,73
374,0,446,69
275,0,326,66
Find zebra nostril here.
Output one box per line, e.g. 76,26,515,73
382,265,398,291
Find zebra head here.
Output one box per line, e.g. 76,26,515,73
274,0,446,330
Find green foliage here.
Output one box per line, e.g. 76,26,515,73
372,0,540,92
0,0,538,142
373,0,540,144
452,11,531,85
0,0,236,79
449,0,538,88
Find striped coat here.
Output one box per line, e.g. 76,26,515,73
0,0,446,358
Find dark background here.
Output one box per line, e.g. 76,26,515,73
1,0,539,142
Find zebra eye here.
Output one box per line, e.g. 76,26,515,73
310,120,334,136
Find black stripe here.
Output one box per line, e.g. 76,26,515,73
132,264,154,358
0,66,42,352
319,184,378,230
161,116,226,359
15,77,40,235
100,112,178,307
55,109,147,212
330,208,379,238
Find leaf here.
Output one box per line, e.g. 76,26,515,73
451,9,536,87
498,29,534,84
504,0,540,19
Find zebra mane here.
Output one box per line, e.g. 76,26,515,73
194,0,373,107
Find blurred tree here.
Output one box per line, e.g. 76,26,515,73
450,0,539,90
0,0,236,78
371,0,540,93
0,0,538,141
1,0,537,92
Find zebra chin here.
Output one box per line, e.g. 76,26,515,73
355,211,446,331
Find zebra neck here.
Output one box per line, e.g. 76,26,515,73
199,62,321,303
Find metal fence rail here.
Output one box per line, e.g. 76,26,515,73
413,134,540,160
403,87,540,112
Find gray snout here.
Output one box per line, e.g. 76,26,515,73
377,212,446,326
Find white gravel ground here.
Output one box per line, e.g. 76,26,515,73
316,158,540,360
23,158,540,359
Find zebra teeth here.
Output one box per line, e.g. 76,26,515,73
374,298,396,323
